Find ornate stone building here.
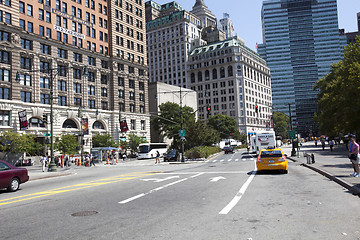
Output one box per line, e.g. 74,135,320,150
0,0,149,153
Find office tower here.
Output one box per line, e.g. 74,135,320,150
146,1,202,88
219,13,235,39
188,37,272,134
0,0,149,152
258,0,347,136
191,0,216,28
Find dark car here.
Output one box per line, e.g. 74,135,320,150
163,150,180,162
223,146,234,154
0,160,29,192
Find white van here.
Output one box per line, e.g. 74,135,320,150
137,143,168,159
254,131,276,155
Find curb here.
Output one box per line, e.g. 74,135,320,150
301,163,360,196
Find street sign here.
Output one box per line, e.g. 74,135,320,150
289,130,296,140
179,129,186,137
43,133,51,136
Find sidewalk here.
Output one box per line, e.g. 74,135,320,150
281,142,360,195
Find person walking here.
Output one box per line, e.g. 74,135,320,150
40,155,47,172
321,139,326,151
155,151,160,164
349,135,360,177
90,155,96,167
314,139,318,147
329,139,334,152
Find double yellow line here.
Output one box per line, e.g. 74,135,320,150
0,172,161,206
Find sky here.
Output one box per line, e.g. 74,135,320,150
151,0,360,51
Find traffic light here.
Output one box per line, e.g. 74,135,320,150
255,105,259,113
42,114,48,124
207,106,211,117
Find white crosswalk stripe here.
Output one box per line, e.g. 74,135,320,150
220,160,224,162
235,159,239,162
228,159,232,162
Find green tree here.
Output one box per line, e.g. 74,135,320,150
54,134,79,156
92,133,117,148
207,114,241,139
314,36,360,136
151,102,195,149
273,111,290,139
128,134,147,153
184,120,220,149
0,131,43,156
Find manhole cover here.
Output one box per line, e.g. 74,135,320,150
71,211,98,217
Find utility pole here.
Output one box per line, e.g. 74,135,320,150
180,86,185,162
48,70,56,172
288,103,296,156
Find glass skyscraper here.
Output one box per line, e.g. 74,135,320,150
258,0,347,136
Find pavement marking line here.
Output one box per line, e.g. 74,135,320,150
228,159,232,162
219,161,257,215
220,160,224,162
235,159,239,162
119,173,204,204
0,172,160,206
213,160,218,163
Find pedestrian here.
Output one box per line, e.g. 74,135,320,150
122,152,126,161
329,139,334,152
321,139,325,151
155,151,160,164
85,155,90,166
348,135,360,177
90,155,96,167
40,155,47,172
64,156,69,168
314,139,318,147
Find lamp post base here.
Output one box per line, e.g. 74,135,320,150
48,160,57,172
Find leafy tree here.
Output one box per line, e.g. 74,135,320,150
151,102,195,149
207,114,240,139
92,133,117,148
128,134,147,153
184,120,220,149
314,36,360,136
273,111,290,139
0,131,43,156
54,134,79,156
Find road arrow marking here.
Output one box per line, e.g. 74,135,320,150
210,176,226,182
141,176,180,183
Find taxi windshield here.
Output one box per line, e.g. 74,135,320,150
261,150,282,158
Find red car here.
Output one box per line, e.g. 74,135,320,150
0,160,29,192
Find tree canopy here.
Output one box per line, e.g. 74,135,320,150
314,36,360,136
92,133,117,148
273,111,289,139
54,134,79,156
207,114,245,141
0,131,43,156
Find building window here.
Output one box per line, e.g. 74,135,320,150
20,57,31,70
220,67,225,78
101,74,107,84
101,101,108,110
88,99,95,109
73,52,82,62
141,120,145,130
101,88,107,97
129,104,135,113
19,74,31,86
118,89,124,98
74,97,81,106
0,69,9,82
73,69,82,79
21,38,32,50
40,93,50,104
73,83,81,93
88,71,95,82
40,44,50,54
0,87,10,99
40,77,49,88
88,85,95,95
58,80,66,91
118,77,124,86
58,48,67,59
139,81,144,90
88,56,96,66
129,79,135,89
58,65,67,77
0,111,10,126
0,50,9,64
19,1,25,13
228,66,233,77
212,69,218,79
130,119,135,130
129,91,135,100
27,4,33,16
0,31,10,41
191,73,195,83
29,117,45,128
139,93,144,102
21,91,31,102
58,96,67,106
40,61,50,73
198,71,202,82
139,105,145,114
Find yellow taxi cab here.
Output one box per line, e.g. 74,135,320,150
256,148,288,174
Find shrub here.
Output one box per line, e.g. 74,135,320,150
185,146,221,159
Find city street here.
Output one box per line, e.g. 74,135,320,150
1,150,359,240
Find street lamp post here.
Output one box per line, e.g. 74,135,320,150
288,103,296,156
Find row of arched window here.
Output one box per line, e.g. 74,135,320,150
190,66,233,83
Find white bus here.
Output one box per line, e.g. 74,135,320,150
254,131,276,155
137,143,168,159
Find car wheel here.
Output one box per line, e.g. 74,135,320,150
283,170,288,174
8,178,20,192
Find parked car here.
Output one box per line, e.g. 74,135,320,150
0,160,29,192
256,148,288,174
163,150,180,162
223,146,234,154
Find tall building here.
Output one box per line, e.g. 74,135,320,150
0,0,149,153
219,13,235,39
258,0,347,136
188,37,272,135
358,12,360,32
146,1,202,88
190,0,216,28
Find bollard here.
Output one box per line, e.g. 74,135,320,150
311,153,315,163
307,154,311,164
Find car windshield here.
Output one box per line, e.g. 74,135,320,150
261,150,282,158
168,150,176,155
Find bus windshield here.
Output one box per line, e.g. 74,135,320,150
139,145,150,153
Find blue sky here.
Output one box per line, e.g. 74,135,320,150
151,0,360,51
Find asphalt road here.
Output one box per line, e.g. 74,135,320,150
1,150,359,240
